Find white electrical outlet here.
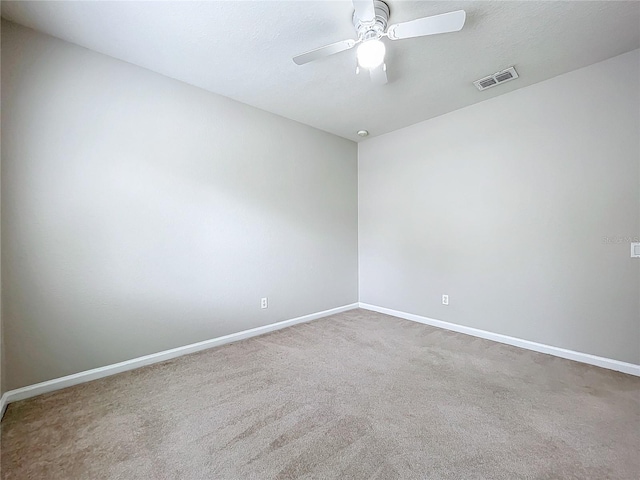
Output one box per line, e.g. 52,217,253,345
442,294,449,306
261,297,268,309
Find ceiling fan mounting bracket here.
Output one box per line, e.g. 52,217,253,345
353,0,390,40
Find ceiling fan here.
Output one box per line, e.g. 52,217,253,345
292,0,466,85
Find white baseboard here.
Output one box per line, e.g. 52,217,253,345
359,303,640,377
0,303,358,420
0,393,8,420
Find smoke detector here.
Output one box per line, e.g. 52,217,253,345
473,66,519,91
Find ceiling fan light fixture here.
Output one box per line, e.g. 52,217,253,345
356,38,385,69
292,1,467,86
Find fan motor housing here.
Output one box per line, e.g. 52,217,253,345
353,0,390,39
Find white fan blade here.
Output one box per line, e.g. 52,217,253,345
388,10,466,40
292,39,356,65
353,0,376,22
369,63,388,85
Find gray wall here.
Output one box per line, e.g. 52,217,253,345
359,50,640,365
1,21,358,391
1,18,4,396
0,20,3,395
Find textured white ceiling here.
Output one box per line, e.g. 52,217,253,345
2,1,639,142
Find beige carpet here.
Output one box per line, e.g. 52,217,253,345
1,309,639,479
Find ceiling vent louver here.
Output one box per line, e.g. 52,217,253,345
478,77,497,89
474,66,519,91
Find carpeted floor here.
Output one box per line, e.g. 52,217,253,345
1,309,639,479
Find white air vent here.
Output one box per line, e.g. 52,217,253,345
474,66,519,91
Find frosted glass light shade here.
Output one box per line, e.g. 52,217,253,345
357,39,385,69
